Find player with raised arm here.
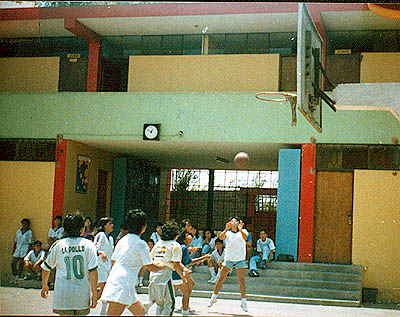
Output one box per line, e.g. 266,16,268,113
41,211,98,316
208,217,249,312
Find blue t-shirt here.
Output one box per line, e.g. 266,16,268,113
172,244,191,280
190,235,203,249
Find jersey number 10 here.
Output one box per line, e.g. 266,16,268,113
64,255,85,280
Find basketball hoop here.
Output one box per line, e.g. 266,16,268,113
255,92,298,126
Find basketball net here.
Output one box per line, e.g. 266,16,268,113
255,92,297,127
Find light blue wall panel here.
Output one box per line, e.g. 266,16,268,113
275,149,301,261
110,157,127,239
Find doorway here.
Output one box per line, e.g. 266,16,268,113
314,171,353,264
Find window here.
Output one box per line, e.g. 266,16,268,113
142,36,162,55
208,35,225,54
162,35,183,55
226,34,248,54
183,35,202,55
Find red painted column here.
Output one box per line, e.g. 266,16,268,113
87,41,101,92
298,143,316,263
52,137,67,226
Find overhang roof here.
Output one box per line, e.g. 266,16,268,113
1,2,400,39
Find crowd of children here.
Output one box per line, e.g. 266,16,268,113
10,211,275,316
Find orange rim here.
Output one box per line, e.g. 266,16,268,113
255,92,296,102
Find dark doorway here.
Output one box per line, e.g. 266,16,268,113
58,57,87,92
99,58,129,92
96,169,108,220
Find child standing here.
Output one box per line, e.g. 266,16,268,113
11,218,34,283
150,223,163,243
208,217,249,312
47,216,64,249
40,211,99,316
100,210,165,316
94,217,114,315
148,221,186,316
23,240,45,280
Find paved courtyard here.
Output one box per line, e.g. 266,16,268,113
1,286,400,316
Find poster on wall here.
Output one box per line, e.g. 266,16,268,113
76,155,90,193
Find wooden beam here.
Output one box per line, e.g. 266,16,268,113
64,17,101,43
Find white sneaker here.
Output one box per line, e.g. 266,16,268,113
240,302,248,312
207,297,217,307
207,277,217,284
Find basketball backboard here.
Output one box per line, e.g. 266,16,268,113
297,3,324,133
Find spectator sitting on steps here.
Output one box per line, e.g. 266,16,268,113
249,229,275,277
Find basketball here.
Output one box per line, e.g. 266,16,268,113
234,152,249,168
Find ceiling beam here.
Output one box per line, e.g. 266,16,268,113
64,17,101,43
1,3,369,21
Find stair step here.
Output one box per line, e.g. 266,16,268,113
137,287,361,307
192,266,362,283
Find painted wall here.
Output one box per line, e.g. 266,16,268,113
110,157,127,240
0,93,399,145
63,140,117,221
353,170,400,302
275,149,301,260
360,52,400,83
0,161,55,280
128,54,280,92
0,57,60,92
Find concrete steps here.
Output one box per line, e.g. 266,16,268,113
138,261,363,307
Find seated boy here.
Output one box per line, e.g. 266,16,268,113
249,230,275,277
23,240,45,280
207,238,225,284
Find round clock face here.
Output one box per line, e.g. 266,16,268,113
144,125,159,139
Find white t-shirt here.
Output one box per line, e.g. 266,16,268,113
100,233,152,306
256,237,276,253
224,229,248,262
48,227,65,240
94,232,114,267
150,231,161,243
94,231,114,282
24,249,45,264
13,229,34,257
151,239,182,271
210,249,225,266
41,237,98,310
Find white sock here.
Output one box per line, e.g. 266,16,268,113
208,267,216,278
216,268,221,277
211,293,218,300
182,309,189,316
139,276,143,283
100,301,108,315
241,298,247,304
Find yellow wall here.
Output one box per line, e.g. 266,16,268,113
0,57,60,92
63,140,117,222
0,162,55,280
128,54,280,92
360,52,400,83
353,170,400,302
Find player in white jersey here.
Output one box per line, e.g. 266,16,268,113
41,211,98,316
207,238,225,284
208,217,249,312
148,220,186,316
94,217,114,315
100,210,166,316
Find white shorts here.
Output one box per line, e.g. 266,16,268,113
100,279,139,306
